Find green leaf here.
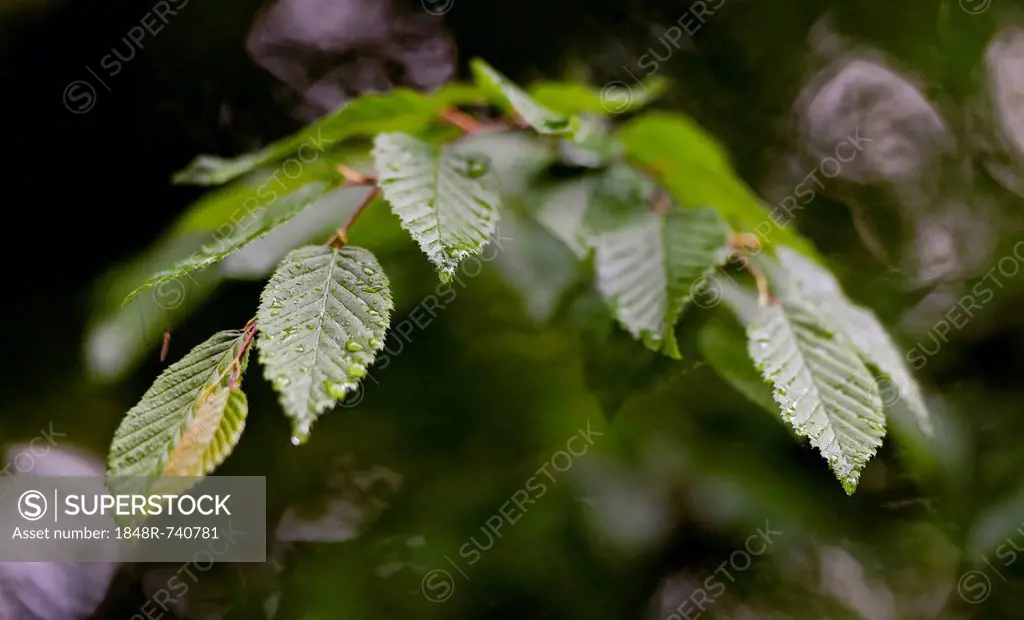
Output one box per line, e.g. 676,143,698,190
372,132,502,282
123,180,334,305
572,287,662,420
431,82,491,108
173,89,450,186
528,82,612,116
718,277,762,327
257,245,393,442
493,206,579,323
582,164,658,238
221,185,374,280
597,75,671,115
619,112,735,174
617,112,820,259
87,155,351,380
776,248,933,436
747,299,886,494
565,117,623,163
107,330,250,478
171,147,363,234
470,58,579,136
526,165,653,261
698,313,777,414
529,76,669,116
162,386,248,476
594,206,731,359
85,232,223,382
457,131,554,195
528,176,597,260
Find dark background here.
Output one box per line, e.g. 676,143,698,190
3,0,1024,618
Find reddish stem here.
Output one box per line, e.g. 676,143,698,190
729,232,762,252
325,186,381,248
229,319,258,388
336,165,376,186
441,108,485,133
439,108,513,137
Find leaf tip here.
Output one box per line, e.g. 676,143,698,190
289,421,312,446
120,287,145,308
842,478,859,496
468,57,490,74
662,335,683,360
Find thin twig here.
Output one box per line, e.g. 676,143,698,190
325,186,381,248
441,108,486,133
160,330,171,363
728,234,773,305
227,359,243,390
336,165,376,186
227,318,258,388
737,255,773,307
439,108,513,137
729,232,762,252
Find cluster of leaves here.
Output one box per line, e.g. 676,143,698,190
106,59,932,495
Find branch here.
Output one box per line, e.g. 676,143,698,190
325,186,381,248
336,165,376,186
439,108,513,137
728,233,773,306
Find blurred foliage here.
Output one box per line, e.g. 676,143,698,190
6,0,1024,618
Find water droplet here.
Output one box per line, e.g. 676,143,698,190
270,299,284,309
306,323,315,330
346,341,364,352
458,155,489,179
324,380,350,399
275,376,292,388
315,287,323,293
369,338,382,348
295,344,306,353
291,420,311,445
362,267,375,276
347,365,366,378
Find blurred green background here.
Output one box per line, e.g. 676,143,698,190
4,0,1024,618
